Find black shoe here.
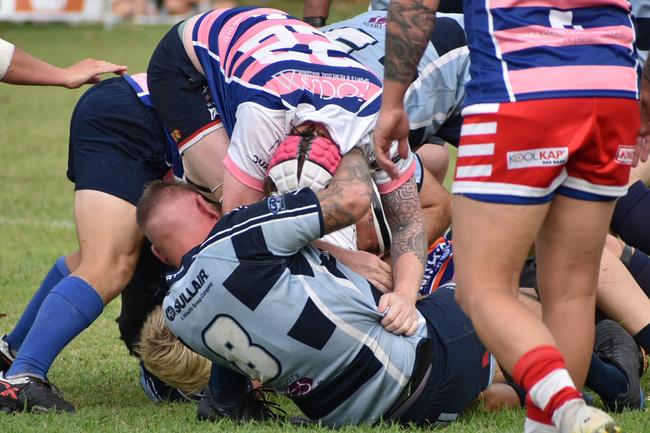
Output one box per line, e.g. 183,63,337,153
197,385,284,422
0,373,75,413
0,336,14,373
594,319,643,411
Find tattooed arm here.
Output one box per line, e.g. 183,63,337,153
377,176,427,336
373,0,439,178
317,149,374,234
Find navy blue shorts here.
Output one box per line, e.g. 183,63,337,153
401,285,492,425
147,23,220,152
67,77,169,205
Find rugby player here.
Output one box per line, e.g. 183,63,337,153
0,37,126,87
134,150,493,427
320,10,468,182
0,73,179,412
147,6,428,337
374,1,644,433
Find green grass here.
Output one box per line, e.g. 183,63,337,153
0,3,649,432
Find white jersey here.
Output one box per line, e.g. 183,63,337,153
322,12,469,146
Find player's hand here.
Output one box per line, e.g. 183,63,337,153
637,86,650,166
373,105,410,180
62,58,128,89
340,250,393,293
377,291,419,336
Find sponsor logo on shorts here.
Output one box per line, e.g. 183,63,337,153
507,147,568,170
267,195,285,214
615,145,635,165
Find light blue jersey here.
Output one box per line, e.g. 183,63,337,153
163,188,428,426
322,12,470,146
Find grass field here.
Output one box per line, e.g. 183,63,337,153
0,3,649,432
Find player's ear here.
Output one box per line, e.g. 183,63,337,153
195,194,221,220
151,244,172,266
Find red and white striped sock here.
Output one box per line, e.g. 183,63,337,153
513,345,583,430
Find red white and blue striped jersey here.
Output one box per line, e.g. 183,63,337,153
181,7,415,194
463,0,639,104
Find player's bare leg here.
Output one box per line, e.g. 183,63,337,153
453,195,620,433
535,196,614,388
180,128,229,203
453,196,553,371
71,189,143,303
597,247,650,339
416,143,450,184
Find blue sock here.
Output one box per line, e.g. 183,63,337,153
611,180,650,255
585,353,630,403
208,363,251,406
5,257,70,352
6,276,104,380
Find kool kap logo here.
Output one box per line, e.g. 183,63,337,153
615,145,635,165
507,147,568,170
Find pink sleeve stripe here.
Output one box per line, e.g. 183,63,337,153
377,159,417,195
196,10,224,47
495,25,634,54
508,65,637,95
223,155,265,192
488,0,630,10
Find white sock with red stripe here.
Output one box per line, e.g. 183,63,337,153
513,345,583,431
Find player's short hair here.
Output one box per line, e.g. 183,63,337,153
136,306,211,394
136,180,221,231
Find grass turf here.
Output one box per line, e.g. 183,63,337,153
0,3,649,432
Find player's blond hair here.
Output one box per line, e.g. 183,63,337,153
136,306,211,394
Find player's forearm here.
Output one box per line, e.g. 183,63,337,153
318,149,373,234
382,177,427,296
383,0,438,107
1,47,69,86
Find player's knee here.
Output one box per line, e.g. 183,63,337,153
75,254,139,301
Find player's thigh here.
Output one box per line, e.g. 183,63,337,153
73,190,143,273
536,196,614,300
630,157,650,185
416,143,449,184
452,195,549,300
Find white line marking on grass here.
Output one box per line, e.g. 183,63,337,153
0,218,75,229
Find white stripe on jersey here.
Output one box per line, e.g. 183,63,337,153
298,274,412,388
201,204,319,247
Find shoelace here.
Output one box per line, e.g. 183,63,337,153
245,387,287,419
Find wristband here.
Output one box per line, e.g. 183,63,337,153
303,16,327,27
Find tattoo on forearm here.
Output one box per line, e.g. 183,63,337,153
318,150,373,233
385,0,437,84
382,177,427,267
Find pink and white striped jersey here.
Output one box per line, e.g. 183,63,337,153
177,7,415,194
463,0,639,105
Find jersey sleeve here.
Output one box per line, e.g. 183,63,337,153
0,38,15,80
224,103,287,193
217,188,324,259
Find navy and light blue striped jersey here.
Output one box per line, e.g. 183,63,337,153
463,0,638,105
322,12,469,146
163,188,427,426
